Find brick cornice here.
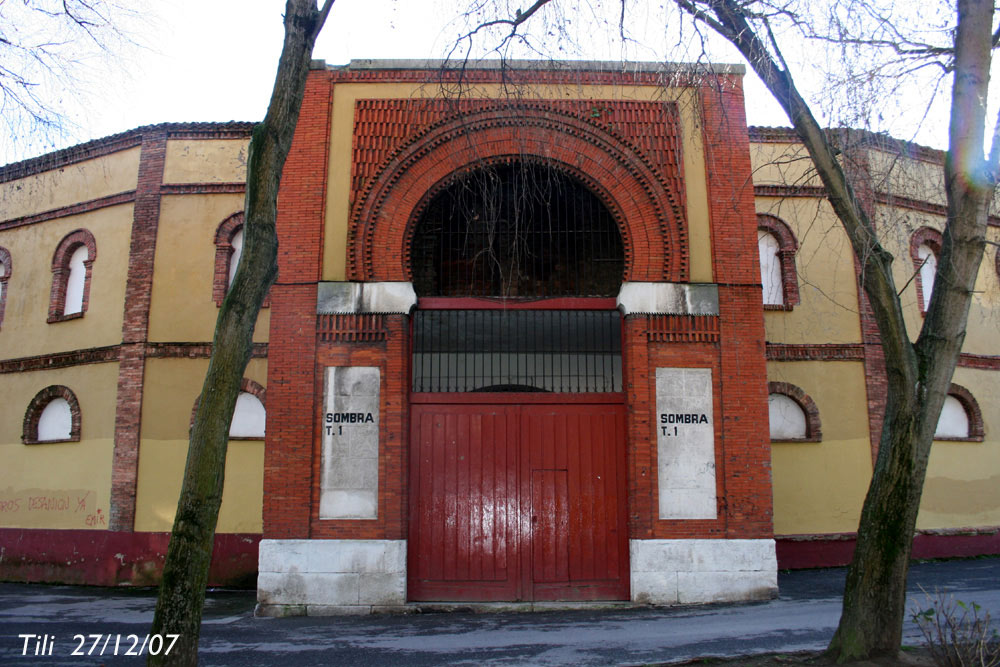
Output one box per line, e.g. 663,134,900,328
0,346,120,373
0,192,136,231
145,342,268,359
160,183,246,196
957,353,1000,370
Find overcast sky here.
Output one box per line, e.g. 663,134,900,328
4,0,965,164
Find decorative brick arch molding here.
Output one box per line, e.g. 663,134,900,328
767,381,822,442
348,103,689,283
944,382,985,442
23,385,82,444
48,228,97,322
757,214,800,309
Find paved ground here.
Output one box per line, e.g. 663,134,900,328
1,557,998,666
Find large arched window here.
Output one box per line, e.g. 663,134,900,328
23,385,81,444
0,246,10,330
48,230,97,323
910,227,942,314
410,163,624,298
756,214,799,309
767,381,821,442
934,383,984,442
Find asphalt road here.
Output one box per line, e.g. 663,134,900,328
1,557,998,666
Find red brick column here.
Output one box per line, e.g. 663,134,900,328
701,78,773,539
110,130,166,531
263,68,333,538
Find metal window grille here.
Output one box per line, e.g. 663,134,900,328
411,164,624,298
412,310,622,393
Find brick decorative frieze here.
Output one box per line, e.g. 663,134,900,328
765,343,865,361
645,315,720,342
160,183,246,196
317,315,388,343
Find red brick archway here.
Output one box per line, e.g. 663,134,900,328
348,102,689,284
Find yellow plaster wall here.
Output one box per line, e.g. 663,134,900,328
768,360,873,535
918,367,1000,529
749,141,822,188
162,139,249,185
869,149,946,208
133,357,268,533
755,197,862,344
147,194,269,343
0,148,140,220
321,81,716,284
0,363,118,529
0,205,131,357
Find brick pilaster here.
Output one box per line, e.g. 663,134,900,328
701,78,773,539
109,131,166,531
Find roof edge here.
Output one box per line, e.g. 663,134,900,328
337,58,746,75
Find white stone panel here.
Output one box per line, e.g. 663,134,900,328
321,367,379,519
630,539,777,605
316,281,417,314
655,368,717,519
616,282,719,315
257,539,406,615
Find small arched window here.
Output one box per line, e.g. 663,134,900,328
758,231,783,305
910,228,942,314
228,228,244,287
767,381,821,442
934,383,984,442
23,385,82,444
0,246,10,330
48,229,97,323
756,215,799,310
230,391,265,438
192,378,266,439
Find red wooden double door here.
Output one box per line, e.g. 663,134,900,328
408,401,629,601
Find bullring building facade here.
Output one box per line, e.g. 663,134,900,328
0,61,997,612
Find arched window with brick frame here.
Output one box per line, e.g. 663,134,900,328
767,381,821,442
213,213,268,307
757,214,799,309
23,385,82,444
910,227,942,314
191,378,266,439
213,212,244,305
48,229,97,322
0,246,10,330
935,383,985,442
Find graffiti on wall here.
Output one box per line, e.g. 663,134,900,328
0,488,105,529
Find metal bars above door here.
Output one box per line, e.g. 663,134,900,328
412,309,622,393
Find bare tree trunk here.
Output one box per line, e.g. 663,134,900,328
670,0,996,660
147,2,333,665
